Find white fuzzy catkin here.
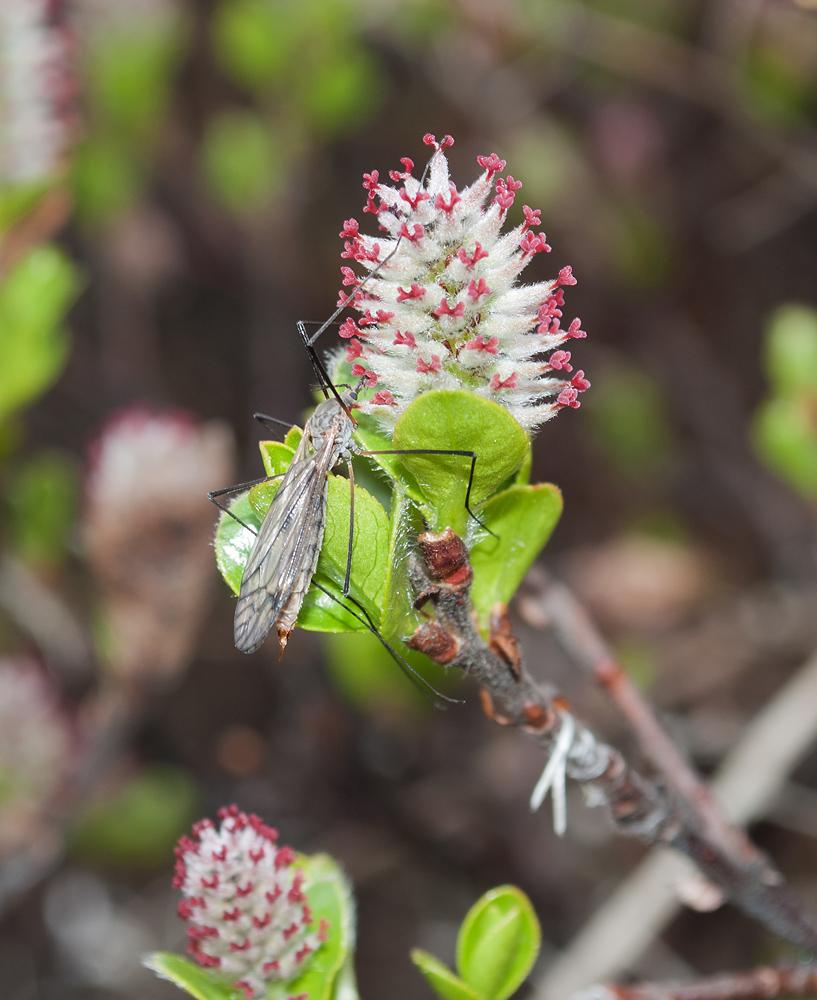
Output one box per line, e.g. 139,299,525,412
174,806,327,999
332,134,589,434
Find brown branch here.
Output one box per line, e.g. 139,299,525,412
517,567,762,869
408,528,817,952
585,964,817,1000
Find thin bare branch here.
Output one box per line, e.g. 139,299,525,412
518,568,762,868
583,963,817,1000
408,530,817,955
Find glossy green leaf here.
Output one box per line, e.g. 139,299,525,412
214,466,390,634
285,426,303,450
266,853,354,1000
470,485,562,630
0,245,79,424
248,439,295,518
380,486,423,643
297,474,390,631
330,950,360,1000
456,886,541,1000
144,952,242,1000
514,447,532,487
215,492,261,595
410,949,485,1000
260,438,298,477
392,391,529,535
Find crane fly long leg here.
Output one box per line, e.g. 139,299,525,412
360,448,496,537
208,474,286,533
345,460,355,597
310,579,461,709
253,412,298,433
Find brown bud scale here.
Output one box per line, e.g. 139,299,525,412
407,621,460,664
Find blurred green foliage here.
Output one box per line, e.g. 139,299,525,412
5,451,78,569
0,245,80,428
584,367,674,478
70,765,198,869
324,630,454,715
0,181,54,238
73,10,189,225
753,305,817,499
202,110,285,215
743,42,815,126
212,0,382,137
207,0,384,216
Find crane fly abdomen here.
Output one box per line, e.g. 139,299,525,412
233,395,356,656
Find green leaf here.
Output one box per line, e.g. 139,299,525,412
215,492,261,595
248,438,295,518
330,950,360,1000
410,949,486,1000
213,466,391,635
284,425,303,450
456,886,541,1000
144,952,242,1000
260,438,298,477
380,486,424,643
297,474,390,631
146,853,354,1000
391,391,529,535
265,853,354,1000
202,110,284,216
0,245,79,424
69,765,197,868
470,485,562,630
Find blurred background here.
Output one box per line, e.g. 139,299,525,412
4,0,817,997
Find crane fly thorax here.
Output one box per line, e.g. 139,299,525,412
306,396,356,465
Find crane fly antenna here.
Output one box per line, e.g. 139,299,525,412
296,237,405,413
310,579,461,709
303,235,404,349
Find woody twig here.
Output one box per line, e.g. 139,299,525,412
407,528,817,952
583,963,817,1000
518,567,765,870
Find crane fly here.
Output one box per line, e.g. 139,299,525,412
231,378,361,656
210,370,483,661
209,205,490,695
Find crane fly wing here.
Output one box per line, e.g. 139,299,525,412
234,429,339,654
